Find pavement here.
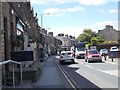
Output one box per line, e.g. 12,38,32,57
102,56,119,64
2,56,68,89
32,56,66,88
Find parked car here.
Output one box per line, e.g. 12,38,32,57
55,54,60,60
85,50,102,63
110,46,118,51
59,51,75,65
99,49,109,56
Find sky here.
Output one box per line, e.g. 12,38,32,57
30,0,119,37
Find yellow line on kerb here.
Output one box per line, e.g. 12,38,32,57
57,64,76,89
62,68,80,89
57,64,80,90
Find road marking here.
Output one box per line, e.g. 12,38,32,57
57,64,79,90
97,69,118,76
105,61,118,65
79,62,84,65
68,64,80,68
85,65,94,69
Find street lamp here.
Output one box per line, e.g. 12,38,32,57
41,13,50,29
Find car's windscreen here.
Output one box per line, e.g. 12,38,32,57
77,48,85,51
89,51,98,54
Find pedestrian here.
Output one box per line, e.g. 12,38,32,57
85,49,88,62
103,54,106,61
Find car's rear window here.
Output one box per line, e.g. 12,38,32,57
67,53,71,55
61,53,65,55
103,49,107,51
89,51,98,54
112,48,117,50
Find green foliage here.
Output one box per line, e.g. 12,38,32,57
16,35,24,42
91,37,98,45
101,41,118,45
11,35,24,47
77,29,93,43
77,29,104,45
86,43,92,49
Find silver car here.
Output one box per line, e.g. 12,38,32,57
59,51,75,65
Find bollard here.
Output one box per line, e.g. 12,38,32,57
111,54,113,62
112,57,113,62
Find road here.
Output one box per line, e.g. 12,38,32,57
57,58,119,89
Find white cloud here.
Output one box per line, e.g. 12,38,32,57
66,6,85,12
51,26,84,37
31,0,119,5
78,0,107,6
53,0,76,4
30,0,75,5
43,6,85,16
99,10,105,13
77,0,118,6
109,9,118,14
49,21,118,37
30,0,45,4
89,21,118,32
43,8,59,14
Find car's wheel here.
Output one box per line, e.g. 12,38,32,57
76,56,78,59
88,59,90,63
99,60,102,62
88,60,90,63
60,61,64,65
72,60,75,64
85,59,87,62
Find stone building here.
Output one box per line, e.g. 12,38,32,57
118,31,120,45
0,1,41,85
55,33,77,51
98,25,118,42
0,1,62,86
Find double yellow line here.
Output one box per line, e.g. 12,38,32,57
57,63,81,90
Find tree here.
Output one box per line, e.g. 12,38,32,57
91,37,98,45
77,29,92,43
101,40,118,45
77,29,104,44
95,35,104,44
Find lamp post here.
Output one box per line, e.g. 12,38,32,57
41,14,43,28
41,13,50,29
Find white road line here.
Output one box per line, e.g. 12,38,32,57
79,62,84,65
97,69,113,75
97,69,118,76
105,61,118,65
85,65,94,69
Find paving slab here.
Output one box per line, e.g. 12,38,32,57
32,56,66,88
